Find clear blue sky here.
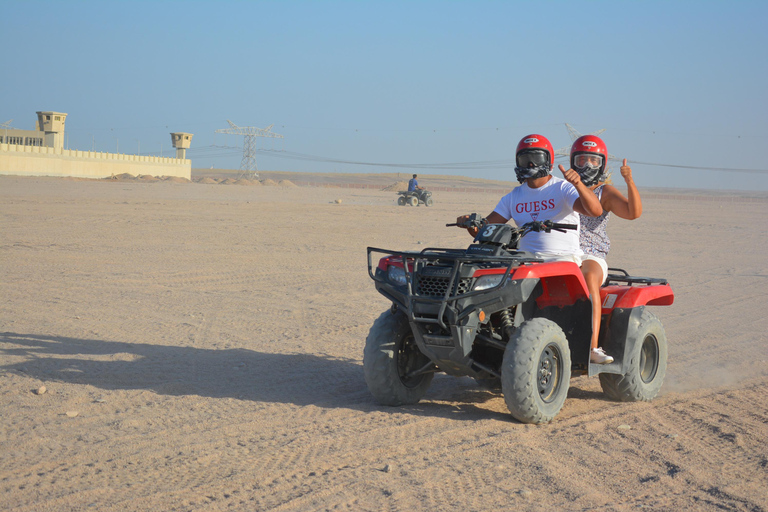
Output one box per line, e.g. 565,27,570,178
2,0,767,191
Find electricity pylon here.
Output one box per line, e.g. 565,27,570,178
1,119,13,143
215,120,284,179
554,123,616,162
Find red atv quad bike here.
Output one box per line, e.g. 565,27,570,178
364,215,674,424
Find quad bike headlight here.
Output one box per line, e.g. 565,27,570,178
387,265,407,285
473,274,505,291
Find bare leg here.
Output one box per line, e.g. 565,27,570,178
580,259,604,351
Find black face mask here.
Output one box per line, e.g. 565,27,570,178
514,150,551,183
574,164,603,186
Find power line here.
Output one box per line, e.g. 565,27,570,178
250,149,767,174
626,160,768,174
184,145,768,175
185,144,243,159
253,150,516,170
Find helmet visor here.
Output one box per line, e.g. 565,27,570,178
516,149,549,169
573,153,604,171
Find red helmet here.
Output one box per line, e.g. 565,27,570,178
514,134,554,183
570,135,607,186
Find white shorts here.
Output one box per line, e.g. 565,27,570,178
582,254,608,284
533,252,583,267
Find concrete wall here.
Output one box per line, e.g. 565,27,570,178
0,143,191,180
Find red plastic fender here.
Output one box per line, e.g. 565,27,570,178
599,284,675,313
510,261,590,308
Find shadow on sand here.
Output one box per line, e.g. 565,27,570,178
1,332,605,423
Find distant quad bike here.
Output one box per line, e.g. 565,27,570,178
364,215,674,424
397,190,433,207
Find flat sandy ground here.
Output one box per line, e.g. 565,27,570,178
1,174,767,511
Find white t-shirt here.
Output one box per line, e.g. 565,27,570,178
493,176,582,256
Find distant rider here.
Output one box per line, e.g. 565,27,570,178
408,174,423,192
408,173,426,202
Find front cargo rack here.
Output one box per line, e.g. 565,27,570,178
367,246,543,330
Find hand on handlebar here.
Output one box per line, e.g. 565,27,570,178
449,217,575,239
446,215,468,228
448,213,487,236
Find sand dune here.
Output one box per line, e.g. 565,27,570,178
0,174,766,511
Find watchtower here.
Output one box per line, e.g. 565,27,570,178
36,111,67,150
170,132,193,159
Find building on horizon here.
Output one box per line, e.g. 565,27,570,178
0,111,192,180
1,111,67,149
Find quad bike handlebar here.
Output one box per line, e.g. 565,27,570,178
530,220,577,233
447,214,577,235
445,213,486,229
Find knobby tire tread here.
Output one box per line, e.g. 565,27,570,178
363,310,433,406
501,318,571,424
599,309,667,402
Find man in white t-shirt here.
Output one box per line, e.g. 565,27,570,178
456,134,602,262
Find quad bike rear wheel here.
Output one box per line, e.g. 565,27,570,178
408,196,418,206
501,318,571,424
599,309,667,402
397,196,406,206
364,310,434,405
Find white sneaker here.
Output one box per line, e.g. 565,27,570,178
591,347,614,364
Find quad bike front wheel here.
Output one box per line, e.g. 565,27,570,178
425,197,434,207
599,309,667,402
364,310,434,406
501,318,571,424
397,196,406,206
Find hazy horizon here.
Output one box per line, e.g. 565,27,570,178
191,167,768,196
2,1,766,191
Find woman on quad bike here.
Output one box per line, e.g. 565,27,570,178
570,135,643,364
456,133,602,260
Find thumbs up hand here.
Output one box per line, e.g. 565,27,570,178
620,159,633,181
558,164,582,187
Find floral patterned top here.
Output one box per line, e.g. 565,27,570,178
579,185,610,259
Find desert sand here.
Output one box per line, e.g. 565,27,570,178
1,173,767,511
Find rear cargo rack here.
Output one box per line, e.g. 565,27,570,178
605,268,668,286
